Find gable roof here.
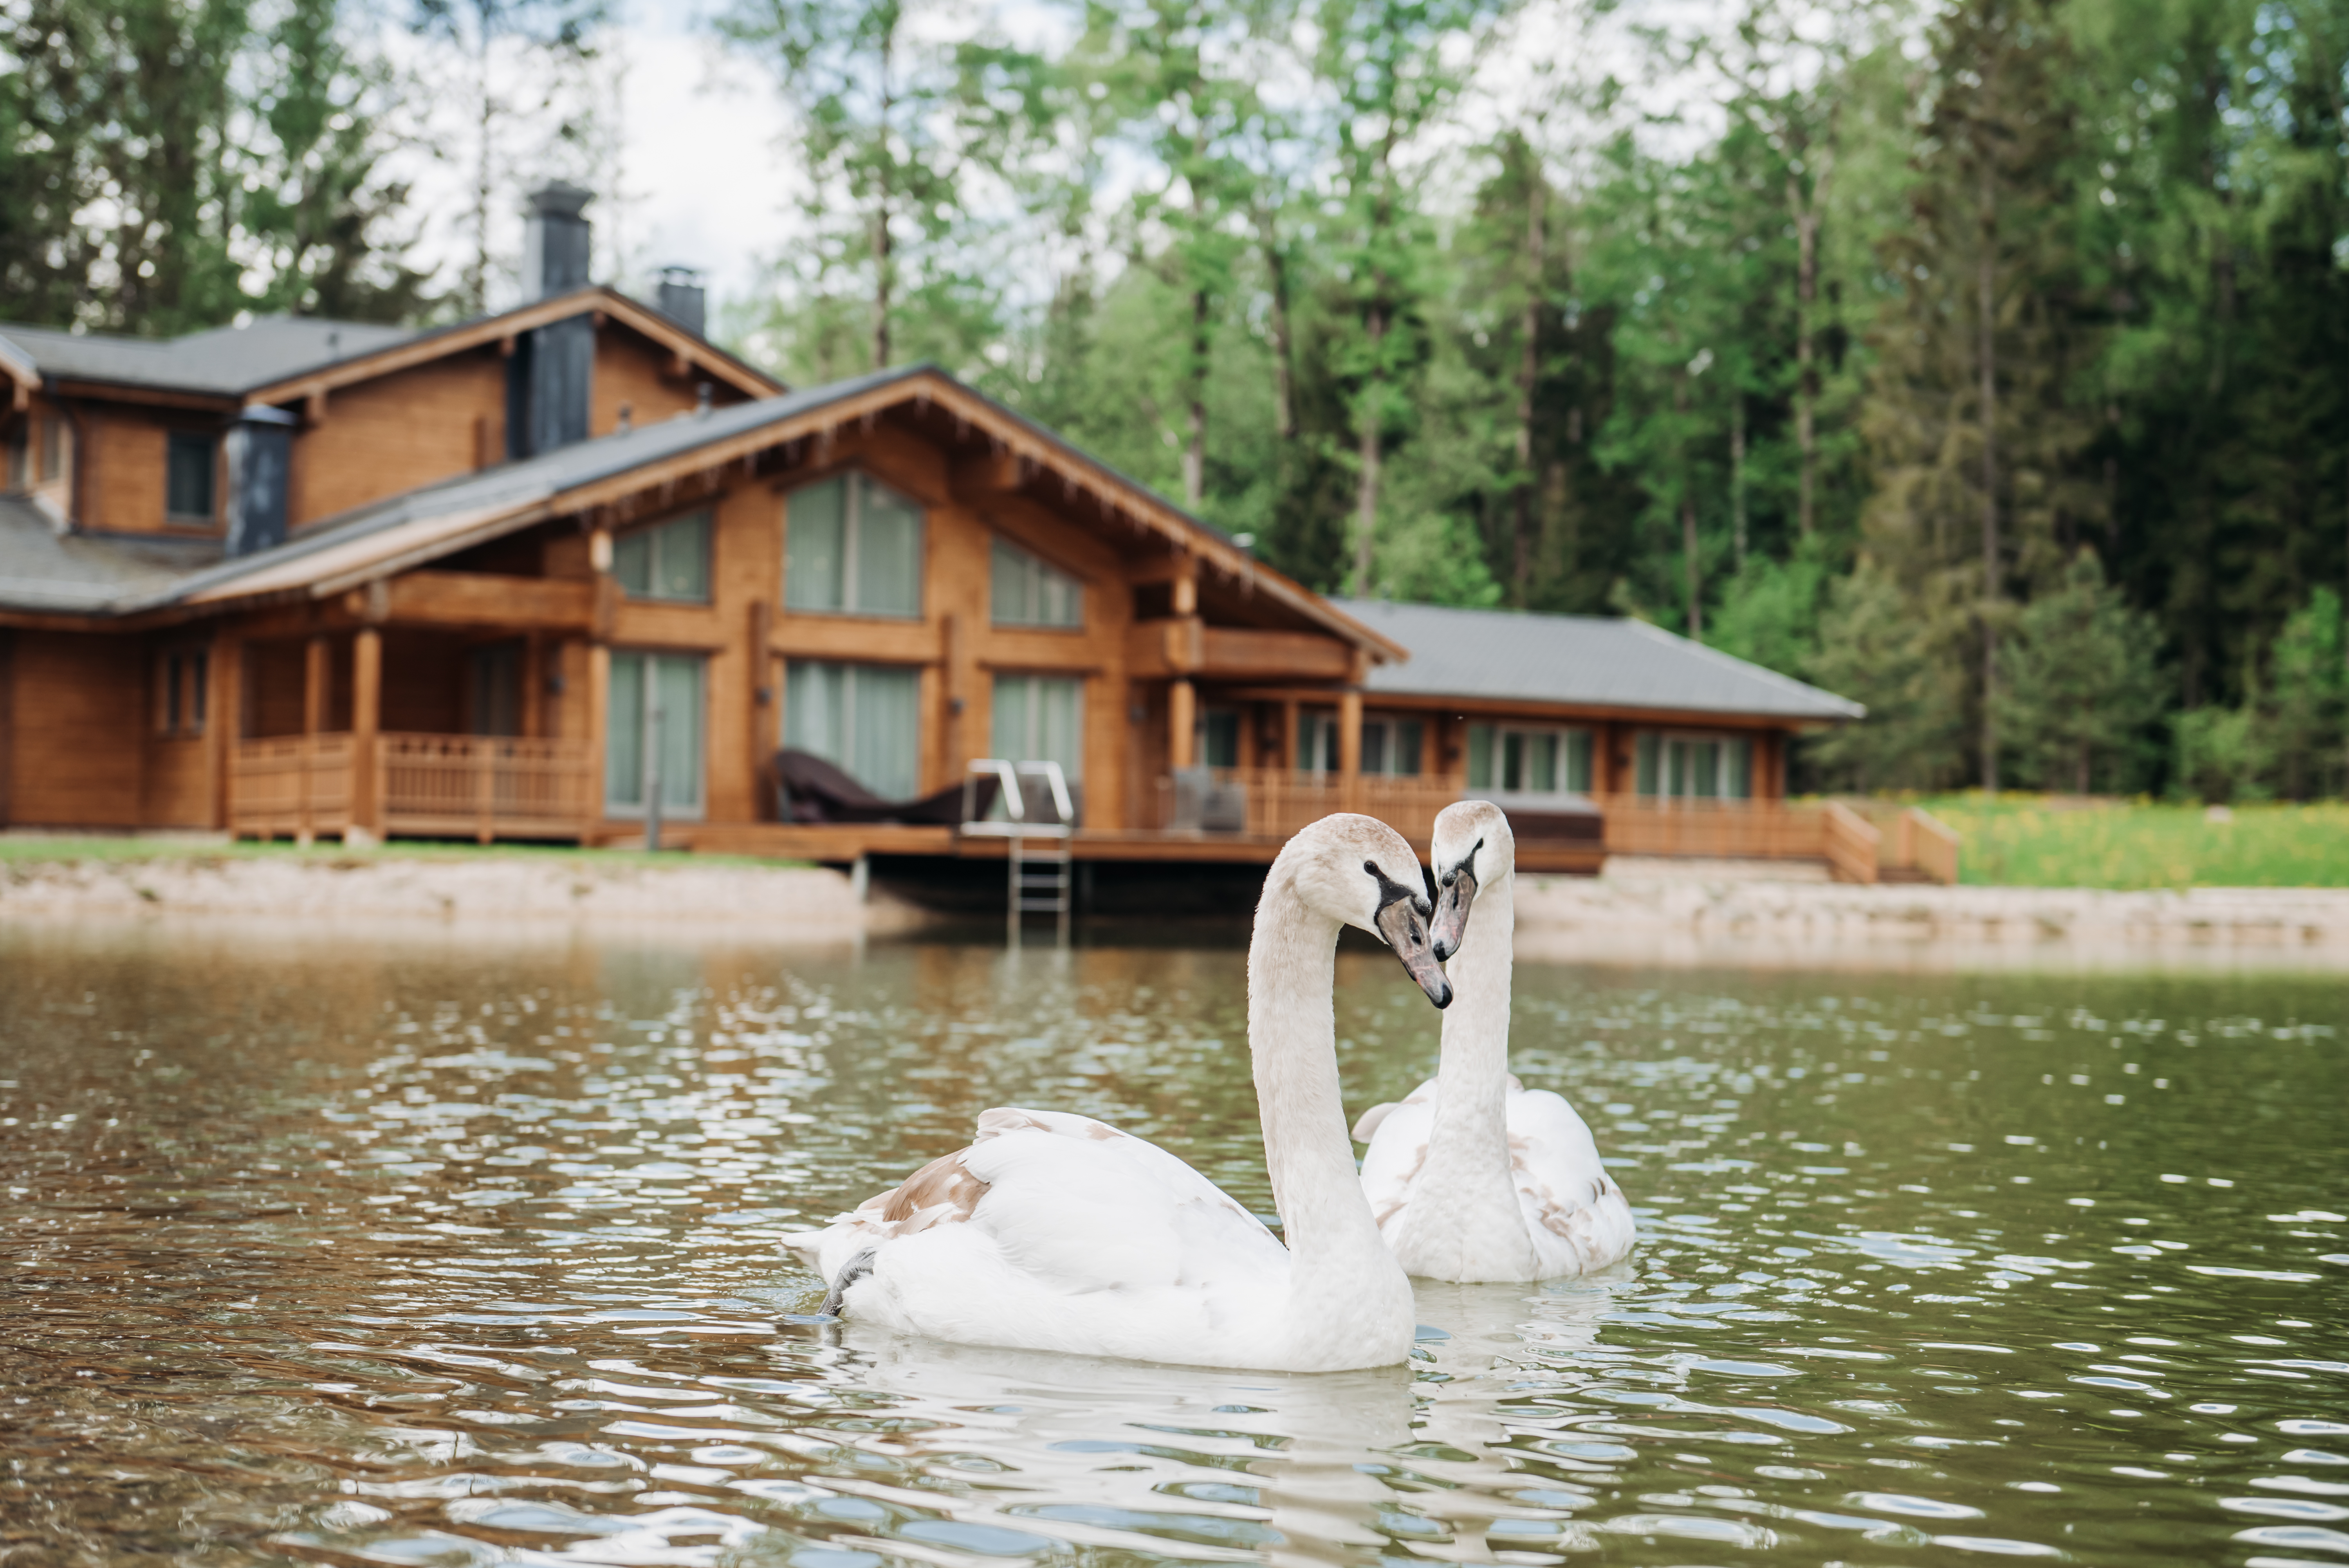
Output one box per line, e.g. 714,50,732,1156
4,364,1402,660
0,317,414,398
0,496,218,613
0,286,782,409
1333,598,1863,723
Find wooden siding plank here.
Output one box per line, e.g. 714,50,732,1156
383,570,595,630
7,631,144,826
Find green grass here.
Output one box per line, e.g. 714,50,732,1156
1901,794,2349,890
0,835,806,872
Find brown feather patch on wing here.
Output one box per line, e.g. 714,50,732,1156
878,1150,988,1231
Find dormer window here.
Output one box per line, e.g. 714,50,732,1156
614,511,711,602
784,471,923,617
166,432,216,523
991,539,1081,627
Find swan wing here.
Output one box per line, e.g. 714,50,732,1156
801,1106,1289,1311
1506,1087,1637,1273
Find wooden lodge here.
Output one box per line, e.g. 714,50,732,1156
0,185,1947,886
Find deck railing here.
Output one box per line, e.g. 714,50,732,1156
380,733,596,841
229,735,354,840
231,732,595,843
1148,767,1467,841
1594,792,1830,861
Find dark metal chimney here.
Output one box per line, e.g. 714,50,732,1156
223,406,297,556
510,181,595,458
523,182,594,298
655,265,707,339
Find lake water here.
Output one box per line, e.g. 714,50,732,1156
3,922,2345,1566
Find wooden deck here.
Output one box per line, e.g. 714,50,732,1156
670,821,1609,874
229,740,1952,884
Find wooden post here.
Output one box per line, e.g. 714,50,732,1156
299,634,327,845
1171,552,1198,617
210,637,240,834
1168,679,1196,771
751,600,775,819
584,642,609,844
350,627,382,846
1338,689,1363,813
1281,699,1299,772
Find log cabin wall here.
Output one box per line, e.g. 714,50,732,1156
289,352,507,528
4,631,145,826
71,401,230,538
592,330,745,438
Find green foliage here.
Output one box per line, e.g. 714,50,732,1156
1991,550,2167,792
0,0,427,332
1922,795,2349,889
1804,554,1972,789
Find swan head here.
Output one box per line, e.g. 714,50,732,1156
1429,799,1514,961
1278,813,1452,1009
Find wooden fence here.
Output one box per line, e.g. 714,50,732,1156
229,735,354,841
231,732,595,843
380,734,596,842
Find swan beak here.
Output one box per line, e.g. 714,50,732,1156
1431,863,1478,962
1377,894,1453,1009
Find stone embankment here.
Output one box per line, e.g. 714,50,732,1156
5,847,2347,967
0,852,922,941
1516,872,2349,969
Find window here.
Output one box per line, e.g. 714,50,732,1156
469,642,523,736
155,649,209,736
166,432,216,521
613,511,711,602
1298,711,1338,773
1198,707,1241,769
1295,713,1423,775
1361,717,1424,777
991,539,1082,627
607,652,706,818
785,660,919,799
1467,723,1592,796
993,673,1084,782
784,472,923,617
1634,732,1754,800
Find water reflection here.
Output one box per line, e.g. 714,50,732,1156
1,921,2344,1566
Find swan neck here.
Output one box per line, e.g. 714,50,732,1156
1248,873,1395,1283
1425,866,1514,1186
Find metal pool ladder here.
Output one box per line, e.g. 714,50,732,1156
961,760,1075,948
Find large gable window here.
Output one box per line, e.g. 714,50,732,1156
614,511,711,602
785,660,920,799
166,432,216,522
990,539,1081,627
785,472,923,617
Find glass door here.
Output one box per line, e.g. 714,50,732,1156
606,652,705,819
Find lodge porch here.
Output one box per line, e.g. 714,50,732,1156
227,730,1956,883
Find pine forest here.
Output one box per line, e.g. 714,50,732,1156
5,0,2346,798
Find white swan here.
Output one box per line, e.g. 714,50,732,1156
785,813,1452,1371
1353,799,1636,1281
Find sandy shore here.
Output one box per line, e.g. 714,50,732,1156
1515,872,2349,970
0,852,926,939
5,850,2346,968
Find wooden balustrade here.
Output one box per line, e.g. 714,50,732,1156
231,732,595,844
1594,792,1830,860
379,733,596,842
1821,801,1882,884
1147,767,1463,841
1897,806,1961,884
229,734,354,841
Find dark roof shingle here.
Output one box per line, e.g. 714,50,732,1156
1334,597,1863,722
